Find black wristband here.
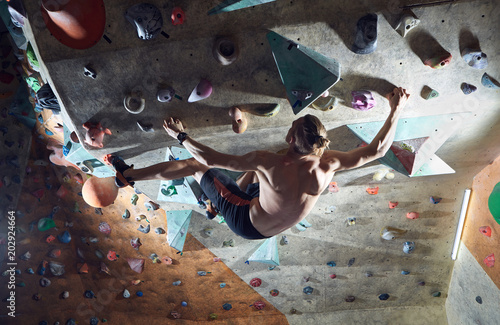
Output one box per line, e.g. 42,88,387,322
177,132,188,145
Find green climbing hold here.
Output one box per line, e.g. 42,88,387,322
38,218,56,231
131,194,139,205
488,182,500,225
161,185,177,196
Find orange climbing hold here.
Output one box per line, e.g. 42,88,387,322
406,212,419,220
484,254,495,267
389,201,398,209
46,235,56,243
107,250,118,261
479,226,492,237
366,187,379,195
328,182,339,193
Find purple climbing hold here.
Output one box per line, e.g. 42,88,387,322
351,90,376,111
462,48,488,69
98,222,111,235
461,83,477,95
188,79,212,103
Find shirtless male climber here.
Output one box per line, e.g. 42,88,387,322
110,87,410,240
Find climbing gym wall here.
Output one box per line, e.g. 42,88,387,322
446,155,500,325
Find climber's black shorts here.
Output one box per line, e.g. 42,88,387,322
200,169,269,240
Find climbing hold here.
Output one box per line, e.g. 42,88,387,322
479,226,491,237
171,7,185,25
406,212,419,220
347,217,356,226
303,286,313,295
145,200,160,210
38,218,55,232
213,257,221,262
213,37,238,66
204,228,213,236
481,73,500,89
66,319,76,325
296,219,312,231
223,303,232,311
483,253,495,267
125,3,163,40
155,227,165,234
131,194,139,205
389,201,398,209
78,263,89,274
188,79,212,103
107,250,118,261
489,182,500,225
33,293,41,301
351,90,376,111
40,277,51,287
149,254,161,263
137,121,154,133
228,107,248,134
26,268,34,274
90,317,99,325
122,209,131,219
418,281,425,286
366,187,379,195
430,196,442,204
327,261,336,267
250,278,262,287
16,281,25,287
352,13,378,54
173,280,182,286
380,226,407,240
395,14,420,37
326,205,337,213
432,291,441,297
162,256,173,265
424,52,452,69
270,289,279,296
253,301,266,310
345,296,355,302
129,238,142,250
58,231,72,243
19,251,31,261
365,272,373,277
48,249,61,258
403,241,415,254
95,250,104,259
401,270,410,275
220,283,226,288
280,235,289,245
136,214,147,222
84,290,95,299
348,258,355,267
476,296,482,304
461,83,477,95
127,258,145,273
378,293,390,300
62,291,69,299
136,291,144,297
84,66,97,79
99,262,110,276
462,48,488,69
49,261,65,276
98,222,111,235
209,313,218,320
223,239,235,247
329,274,337,279
138,224,150,234
328,182,339,193
180,301,188,307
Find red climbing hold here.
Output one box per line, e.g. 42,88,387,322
171,7,185,25
329,274,337,279
328,182,339,193
366,187,379,195
479,226,492,237
107,250,118,261
389,201,398,209
406,212,419,220
253,301,266,310
484,254,495,267
46,235,56,243
250,278,262,287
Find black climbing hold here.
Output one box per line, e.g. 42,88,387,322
352,13,378,54
379,293,390,300
476,296,482,304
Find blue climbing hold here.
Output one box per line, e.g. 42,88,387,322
403,241,415,254
90,317,99,325
401,270,410,275
45,128,54,136
220,283,226,288
197,271,207,276
58,231,71,243
63,145,70,156
84,290,95,299
379,293,390,300
136,291,143,297
15,269,21,275
223,303,232,311
181,301,188,307
38,115,43,123
327,261,336,267
303,286,314,295
173,280,181,286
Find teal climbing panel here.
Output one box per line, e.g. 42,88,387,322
247,236,279,266
208,0,276,15
166,210,192,252
347,114,470,177
267,31,341,114
62,126,114,178
157,147,202,204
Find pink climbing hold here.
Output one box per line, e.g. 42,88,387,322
250,278,262,287
351,90,376,111
389,201,398,209
253,301,266,310
406,212,419,220
98,222,111,235
329,274,337,279
479,226,491,237
162,256,173,265
213,257,221,262
328,182,339,193
366,187,379,195
107,250,118,261
127,258,145,273
484,254,495,267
